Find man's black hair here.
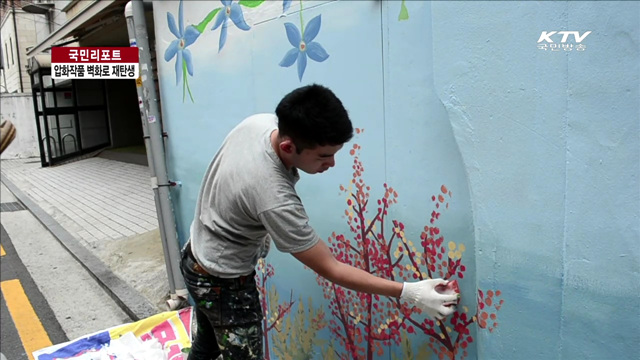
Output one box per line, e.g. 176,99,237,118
275,84,353,153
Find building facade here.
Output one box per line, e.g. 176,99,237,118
0,0,44,93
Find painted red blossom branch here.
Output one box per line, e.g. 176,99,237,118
317,131,503,359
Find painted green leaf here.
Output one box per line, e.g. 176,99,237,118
398,0,409,21
182,63,186,102
238,0,265,8
182,60,194,103
195,8,221,33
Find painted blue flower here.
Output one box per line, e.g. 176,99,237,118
279,15,329,81
282,0,292,13
212,0,251,52
164,0,200,86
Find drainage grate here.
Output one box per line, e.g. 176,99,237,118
0,202,26,212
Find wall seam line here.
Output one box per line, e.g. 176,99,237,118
559,2,570,359
380,0,388,182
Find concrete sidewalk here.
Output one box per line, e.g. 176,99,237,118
1,157,170,320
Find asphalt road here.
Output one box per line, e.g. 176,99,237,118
1,224,67,360
0,183,131,360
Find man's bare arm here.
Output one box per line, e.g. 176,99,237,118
292,239,403,298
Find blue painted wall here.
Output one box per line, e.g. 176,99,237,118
152,1,639,359
430,2,639,359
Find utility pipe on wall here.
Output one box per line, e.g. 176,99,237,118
125,1,187,310
124,4,175,306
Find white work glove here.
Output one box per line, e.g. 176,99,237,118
400,279,459,320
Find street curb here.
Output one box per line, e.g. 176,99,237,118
1,173,158,321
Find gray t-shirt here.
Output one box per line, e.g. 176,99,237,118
190,114,320,278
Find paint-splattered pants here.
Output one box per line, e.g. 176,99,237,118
180,243,263,360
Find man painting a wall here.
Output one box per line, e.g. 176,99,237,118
181,84,460,359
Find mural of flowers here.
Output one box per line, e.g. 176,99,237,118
316,129,504,360
163,0,331,100
164,0,200,102
211,0,252,52
164,0,267,102
279,1,329,81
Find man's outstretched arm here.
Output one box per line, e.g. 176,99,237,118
292,239,459,319
292,239,403,298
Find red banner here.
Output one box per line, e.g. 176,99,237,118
52,47,139,63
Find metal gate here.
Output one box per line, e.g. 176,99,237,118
30,67,110,167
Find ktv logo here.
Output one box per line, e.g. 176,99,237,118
537,31,592,52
